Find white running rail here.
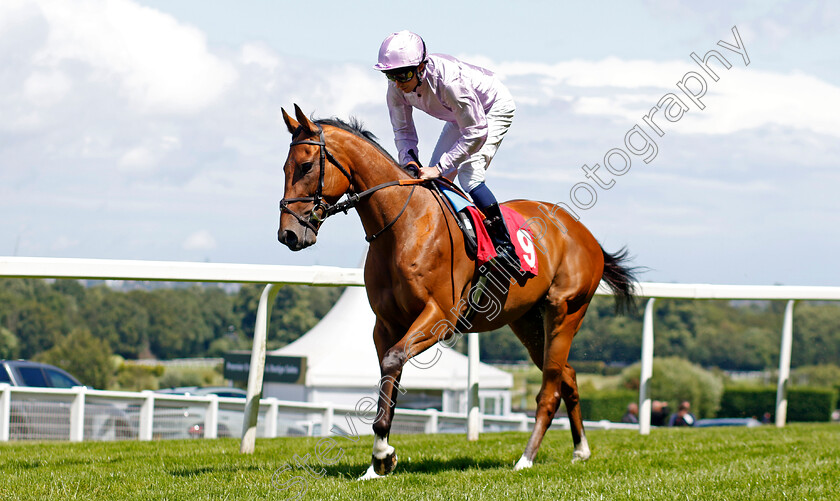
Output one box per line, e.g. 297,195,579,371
2,257,839,446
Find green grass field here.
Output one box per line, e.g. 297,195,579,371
2,423,838,500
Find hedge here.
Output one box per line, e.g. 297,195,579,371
718,386,838,422
579,390,637,422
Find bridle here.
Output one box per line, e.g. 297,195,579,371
279,123,426,242
279,124,353,234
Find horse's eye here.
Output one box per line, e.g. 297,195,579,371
299,162,314,174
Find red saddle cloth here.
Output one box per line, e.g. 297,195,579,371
465,206,539,276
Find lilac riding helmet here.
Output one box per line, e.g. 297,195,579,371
373,30,426,71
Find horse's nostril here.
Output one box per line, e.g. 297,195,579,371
281,230,298,248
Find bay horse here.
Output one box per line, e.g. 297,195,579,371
277,104,637,478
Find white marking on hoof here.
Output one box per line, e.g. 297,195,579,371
372,436,395,459
572,436,591,462
513,455,533,471
358,465,384,481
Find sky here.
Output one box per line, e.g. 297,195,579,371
1,0,839,286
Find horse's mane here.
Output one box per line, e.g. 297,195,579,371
315,117,401,167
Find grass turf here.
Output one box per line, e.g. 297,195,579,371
1,423,838,500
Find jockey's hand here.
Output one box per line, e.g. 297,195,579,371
419,165,442,180
403,161,420,177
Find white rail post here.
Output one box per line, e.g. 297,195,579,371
241,283,281,453
139,390,155,441
0,383,10,442
266,398,279,438
639,298,656,435
70,385,86,442
205,394,219,439
426,409,439,434
322,404,334,437
519,414,530,432
467,331,480,441
775,300,795,427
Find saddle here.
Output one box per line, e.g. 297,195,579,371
403,152,537,277
432,179,538,278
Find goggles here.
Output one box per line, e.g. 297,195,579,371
385,69,415,83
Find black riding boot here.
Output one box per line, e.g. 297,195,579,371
481,203,519,272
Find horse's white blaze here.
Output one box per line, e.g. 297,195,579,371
513,455,533,471
572,435,591,462
358,464,384,481
372,436,395,459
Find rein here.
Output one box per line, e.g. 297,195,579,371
279,123,427,242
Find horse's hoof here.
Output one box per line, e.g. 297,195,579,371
572,450,591,463
513,456,533,471
358,465,385,481
372,452,398,475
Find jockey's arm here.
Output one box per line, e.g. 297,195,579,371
387,86,420,166
435,82,488,177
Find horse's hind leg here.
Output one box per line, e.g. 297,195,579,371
509,304,545,371
560,362,590,462
513,298,590,470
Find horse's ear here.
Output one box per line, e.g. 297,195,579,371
293,103,317,135
281,107,299,135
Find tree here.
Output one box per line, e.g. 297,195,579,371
234,284,342,349
479,326,529,363
129,289,213,359
82,287,150,358
10,301,66,358
792,303,840,367
572,296,643,362
51,279,86,305
196,286,241,342
0,327,20,359
35,328,115,389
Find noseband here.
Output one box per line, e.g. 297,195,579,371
279,123,426,242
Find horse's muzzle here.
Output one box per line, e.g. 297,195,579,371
278,227,314,251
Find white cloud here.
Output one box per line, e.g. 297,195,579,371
117,136,180,174
23,69,71,106
118,146,156,172
23,0,237,114
479,58,840,139
183,230,216,251
241,43,281,71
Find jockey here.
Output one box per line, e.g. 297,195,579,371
374,30,517,265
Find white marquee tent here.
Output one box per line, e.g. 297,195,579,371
263,286,513,416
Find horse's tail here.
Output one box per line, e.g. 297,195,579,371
601,246,640,315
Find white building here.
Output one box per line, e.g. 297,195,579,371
263,286,513,416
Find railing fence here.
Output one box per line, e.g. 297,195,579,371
2,257,839,448
0,383,636,442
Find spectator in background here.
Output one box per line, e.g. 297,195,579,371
651,400,670,427
668,400,696,427
621,402,639,424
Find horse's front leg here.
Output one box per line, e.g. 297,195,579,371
360,302,446,480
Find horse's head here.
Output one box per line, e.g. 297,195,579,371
277,104,352,251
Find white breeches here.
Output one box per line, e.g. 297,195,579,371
430,95,515,192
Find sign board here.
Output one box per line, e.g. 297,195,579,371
223,352,306,384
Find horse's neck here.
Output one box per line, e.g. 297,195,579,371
340,134,438,245
345,142,408,192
